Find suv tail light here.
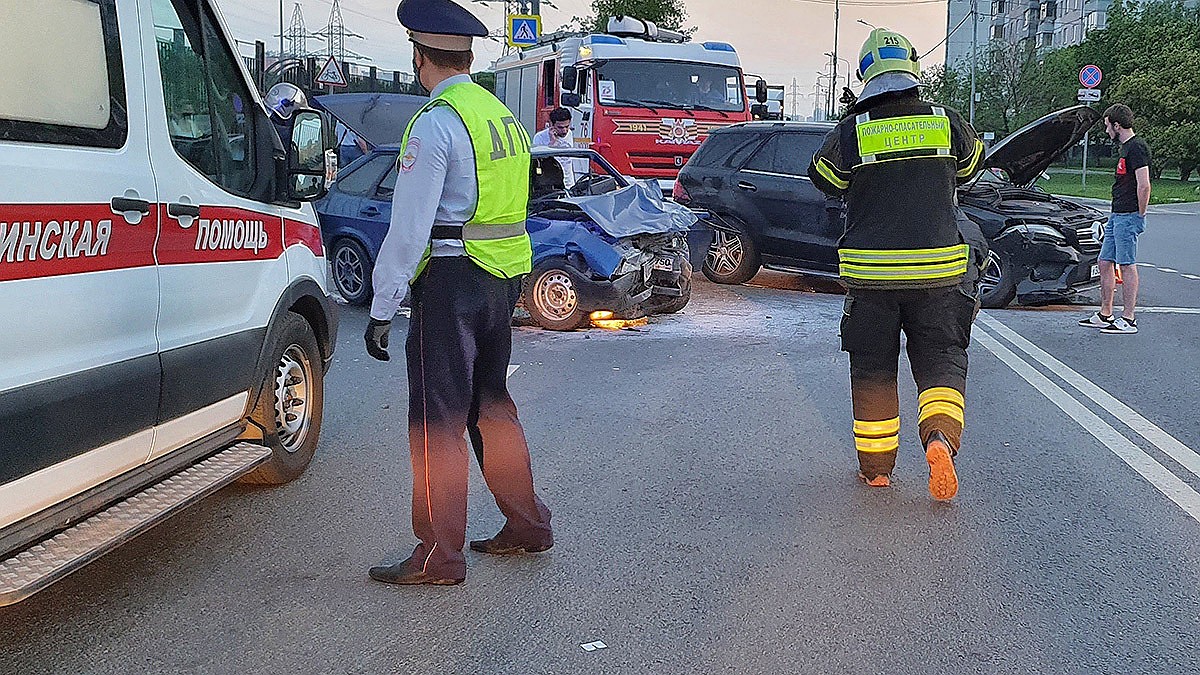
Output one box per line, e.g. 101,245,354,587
672,179,690,204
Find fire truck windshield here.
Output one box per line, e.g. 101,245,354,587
593,60,744,113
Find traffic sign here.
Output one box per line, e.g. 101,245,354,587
1079,64,1102,88
315,56,348,88
1077,87,1102,102
508,14,540,47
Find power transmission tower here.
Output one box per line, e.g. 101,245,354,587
313,0,367,63
282,2,322,60
788,77,801,120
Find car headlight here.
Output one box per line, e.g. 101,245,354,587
1014,223,1068,245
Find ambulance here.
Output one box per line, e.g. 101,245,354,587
0,0,337,605
492,16,764,192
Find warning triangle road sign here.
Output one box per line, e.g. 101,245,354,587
315,56,348,88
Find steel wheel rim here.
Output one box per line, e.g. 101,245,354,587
707,230,745,276
274,344,313,453
979,251,1003,294
533,270,578,322
334,245,365,298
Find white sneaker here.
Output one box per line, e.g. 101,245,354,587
1100,316,1138,334
1078,311,1115,328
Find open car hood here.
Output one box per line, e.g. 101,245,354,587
983,105,1101,187
558,181,698,238
312,93,429,147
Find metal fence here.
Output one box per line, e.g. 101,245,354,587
240,47,416,97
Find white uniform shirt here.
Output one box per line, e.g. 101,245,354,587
531,127,583,188
369,74,476,321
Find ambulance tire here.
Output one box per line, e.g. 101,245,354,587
979,250,1017,309
702,218,760,285
240,312,325,485
524,259,589,331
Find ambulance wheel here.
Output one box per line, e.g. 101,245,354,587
979,250,1017,309
330,238,373,306
241,312,325,485
703,220,760,285
524,260,589,331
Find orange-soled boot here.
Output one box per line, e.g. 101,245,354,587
858,472,891,487
925,432,959,501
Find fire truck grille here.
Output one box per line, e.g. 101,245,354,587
627,150,695,175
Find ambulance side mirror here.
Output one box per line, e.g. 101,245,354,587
288,110,330,201
561,92,581,108
561,65,579,92
755,79,768,104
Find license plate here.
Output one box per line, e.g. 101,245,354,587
652,257,675,272
1090,264,1100,279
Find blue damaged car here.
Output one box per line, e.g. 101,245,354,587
313,93,709,330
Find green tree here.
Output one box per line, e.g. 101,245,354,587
565,0,694,36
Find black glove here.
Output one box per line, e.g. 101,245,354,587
364,318,391,361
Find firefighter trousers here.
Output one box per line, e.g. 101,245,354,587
839,284,979,479
403,257,553,579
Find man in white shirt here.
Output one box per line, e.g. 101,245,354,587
531,107,582,188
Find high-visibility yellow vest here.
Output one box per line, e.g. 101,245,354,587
401,81,532,279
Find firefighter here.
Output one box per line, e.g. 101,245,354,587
807,28,985,500
364,0,553,585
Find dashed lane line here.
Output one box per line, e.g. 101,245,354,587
974,328,1200,523
979,312,1200,483
507,365,520,378
1137,307,1200,314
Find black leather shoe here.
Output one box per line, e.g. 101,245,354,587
469,536,553,555
368,558,464,586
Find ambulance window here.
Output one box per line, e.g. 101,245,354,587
153,0,258,197
0,0,127,148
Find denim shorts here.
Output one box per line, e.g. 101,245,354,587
1099,212,1145,266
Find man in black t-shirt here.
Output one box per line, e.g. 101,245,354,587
1078,103,1151,335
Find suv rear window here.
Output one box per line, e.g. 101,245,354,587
689,131,762,169
0,0,127,148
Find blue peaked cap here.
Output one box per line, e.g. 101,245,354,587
398,0,488,41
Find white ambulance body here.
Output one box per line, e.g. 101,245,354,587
0,0,338,605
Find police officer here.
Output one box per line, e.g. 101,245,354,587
364,0,553,586
807,29,985,501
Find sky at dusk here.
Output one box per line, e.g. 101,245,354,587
221,0,951,113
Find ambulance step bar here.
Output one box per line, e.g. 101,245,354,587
0,442,271,607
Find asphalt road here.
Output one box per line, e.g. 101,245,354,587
3,204,1199,674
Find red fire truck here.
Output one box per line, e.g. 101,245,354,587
492,17,763,192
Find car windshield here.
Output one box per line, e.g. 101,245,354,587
593,60,744,112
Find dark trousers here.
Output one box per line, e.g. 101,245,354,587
404,257,552,578
840,284,978,479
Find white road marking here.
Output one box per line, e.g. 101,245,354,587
974,329,1200,523
979,313,1200,482
507,365,520,378
1136,263,1158,268
1157,267,1179,273
1137,307,1200,314
1181,274,1200,280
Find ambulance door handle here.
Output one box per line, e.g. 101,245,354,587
736,181,758,192
168,202,201,218
111,196,151,216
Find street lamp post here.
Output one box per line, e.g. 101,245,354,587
831,0,840,118
970,0,978,125
826,52,851,89
279,0,285,58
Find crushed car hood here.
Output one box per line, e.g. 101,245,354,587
312,93,428,147
983,105,1101,187
559,181,699,238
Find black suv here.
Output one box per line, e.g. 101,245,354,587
675,107,1105,308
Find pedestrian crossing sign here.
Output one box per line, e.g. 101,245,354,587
508,14,540,47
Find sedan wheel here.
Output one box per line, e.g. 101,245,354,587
331,239,373,306
978,249,1017,309
522,260,588,330
701,222,761,285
